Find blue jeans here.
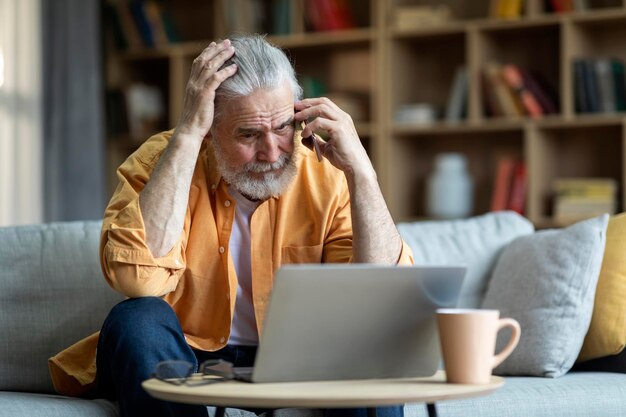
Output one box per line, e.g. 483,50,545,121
96,297,403,417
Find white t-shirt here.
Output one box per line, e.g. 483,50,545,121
227,186,261,346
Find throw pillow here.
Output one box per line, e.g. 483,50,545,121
573,348,626,373
482,214,609,377
397,211,534,308
577,212,626,362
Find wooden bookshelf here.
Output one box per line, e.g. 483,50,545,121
103,0,626,227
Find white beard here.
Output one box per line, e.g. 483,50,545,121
212,139,299,201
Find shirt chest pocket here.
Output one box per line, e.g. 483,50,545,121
281,244,324,265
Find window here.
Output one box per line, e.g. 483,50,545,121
0,0,43,226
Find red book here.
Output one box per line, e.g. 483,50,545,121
507,161,527,214
491,158,516,211
502,64,544,118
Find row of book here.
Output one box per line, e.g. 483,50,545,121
489,168,618,223
303,0,356,32
491,0,593,17
482,62,559,118
544,0,592,13
219,0,358,37
489,0,524,19
553,178,617,225
103,0,180,50
573,58,626,114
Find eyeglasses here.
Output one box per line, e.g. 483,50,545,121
153,359,236,386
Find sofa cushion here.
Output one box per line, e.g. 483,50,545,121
397,211,534,308
482,215,608,377
578,212,626,362
405,372,626,417
0,392,117,417
0,221,124,393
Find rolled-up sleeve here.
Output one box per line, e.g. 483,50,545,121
100,133,188,298
396,240,414,266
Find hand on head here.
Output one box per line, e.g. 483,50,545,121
175,40,238,141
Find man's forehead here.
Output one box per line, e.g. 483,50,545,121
225,90,295,127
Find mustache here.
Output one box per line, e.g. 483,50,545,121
243,153,291,174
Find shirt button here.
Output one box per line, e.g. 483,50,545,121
211,184,217,191
224,200,231,207
219,246,225,254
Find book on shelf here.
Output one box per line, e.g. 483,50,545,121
573,59,588,113
613,60,626,111
490,157,516,211
549,0,574,12
105,0,144,50
483,62,525,118
583,59,601,112
304,0,356,32
490,157,527,214
501,64,544,118
554,178,617,198
545,0,589,12
270,0,292,35
104,0,180,50
489,0,524,19
219,0,266,35
445,66,468,123
553,178,617,225
483,62,558,118
481,71,503,117
573,57,626,114
393,5,452,29
508,161,527,215
521,68,559,114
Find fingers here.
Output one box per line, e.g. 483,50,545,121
205,63,238,91
191,40,235,82
301,116,345,139
294,98,344,134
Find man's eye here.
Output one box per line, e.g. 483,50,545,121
241,132,258,140
276,123,293,132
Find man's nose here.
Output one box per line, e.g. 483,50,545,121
257,133,281,163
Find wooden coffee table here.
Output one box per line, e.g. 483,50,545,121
143,370,503,417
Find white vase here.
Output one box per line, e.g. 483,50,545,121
426,153,473,219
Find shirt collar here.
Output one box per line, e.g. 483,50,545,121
204,140,222,195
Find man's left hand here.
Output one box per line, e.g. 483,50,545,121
294,98,375,180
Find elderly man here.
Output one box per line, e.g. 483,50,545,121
95,35,413,417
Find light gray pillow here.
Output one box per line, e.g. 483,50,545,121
397,211,534,308
482,214,609,377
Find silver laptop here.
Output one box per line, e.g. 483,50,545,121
236,264,465,383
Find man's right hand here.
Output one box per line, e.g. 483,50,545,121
139,40,236,258
175,39,238,140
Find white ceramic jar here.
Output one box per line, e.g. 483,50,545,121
426,153,473,219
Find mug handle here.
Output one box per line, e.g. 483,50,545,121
492,318,521,369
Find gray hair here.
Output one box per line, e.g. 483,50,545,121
213,34,302,126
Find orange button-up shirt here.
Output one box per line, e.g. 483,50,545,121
102,129,413,350
49,129,413,395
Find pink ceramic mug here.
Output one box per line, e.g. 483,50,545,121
436,308,521,384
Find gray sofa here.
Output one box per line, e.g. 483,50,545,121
1,217,625,417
